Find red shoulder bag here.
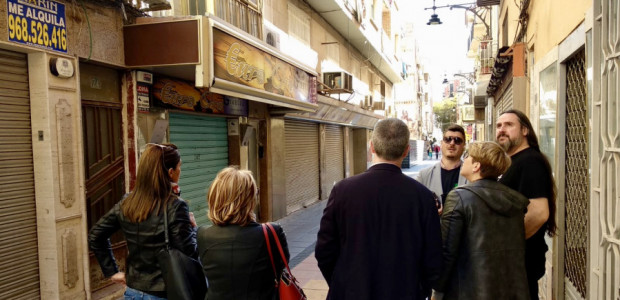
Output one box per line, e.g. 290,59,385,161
261,223,307,300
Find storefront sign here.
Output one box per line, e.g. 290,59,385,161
137,84,150,113
213,28,317,105
7,0,67,53
153,77,248,116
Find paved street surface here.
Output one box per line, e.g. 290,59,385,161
279,158,436,299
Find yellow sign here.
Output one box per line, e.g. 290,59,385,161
7,0,67,52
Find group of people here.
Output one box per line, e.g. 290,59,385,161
89,144,289,299
88,109,555,300
316,109,555,300
427,143,441,160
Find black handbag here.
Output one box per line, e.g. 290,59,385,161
156,205,208,300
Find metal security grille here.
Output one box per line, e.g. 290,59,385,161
285,119,319,214
0,49,40,299
170,113,229,226
564,50,588,298
591,2,620,298
494,82,513,121
322,124,344,200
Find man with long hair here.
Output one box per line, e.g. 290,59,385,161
496,110,557,300
316,118,442,300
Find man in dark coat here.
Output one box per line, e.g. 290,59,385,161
315,118,443,300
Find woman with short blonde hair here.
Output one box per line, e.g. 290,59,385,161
207,167,257,226
463,141,511,180
198,166,290,300
433,141,530,300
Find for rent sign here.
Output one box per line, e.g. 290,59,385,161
6,0,67,53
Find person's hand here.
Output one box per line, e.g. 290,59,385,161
110,272,126,285
189,212,197,228
434,194,443,215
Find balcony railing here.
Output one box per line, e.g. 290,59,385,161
478,39,497,75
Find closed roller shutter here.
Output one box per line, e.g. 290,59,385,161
494,82,513,120
285,119,319,214
0,49,40,299
170,113,228,226
322,124,344,199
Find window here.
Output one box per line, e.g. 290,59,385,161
215,0,262,38
288,4,311,45
539,63,557,170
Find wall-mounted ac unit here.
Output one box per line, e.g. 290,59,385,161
362,95,373,109
323,72,353,91
264,28,281,50
372,101,385,110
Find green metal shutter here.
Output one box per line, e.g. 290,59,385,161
322,124,344,200
285,119,319,214
0,49,41,299
169,113,228,226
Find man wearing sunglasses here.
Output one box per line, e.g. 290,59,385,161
416,124,468,214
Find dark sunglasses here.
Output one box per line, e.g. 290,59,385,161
443,136,464,145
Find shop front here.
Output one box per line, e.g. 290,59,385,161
124,16,319,222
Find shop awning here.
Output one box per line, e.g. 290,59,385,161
474,79,489,108
285,95,383,129
124,16,319,113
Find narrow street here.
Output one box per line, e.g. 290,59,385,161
281,158,437,299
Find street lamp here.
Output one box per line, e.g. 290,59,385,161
424,1,491,38
442,74,448,84
425,0,442,25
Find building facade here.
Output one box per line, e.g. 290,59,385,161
480,0,620,299
0,0,408,298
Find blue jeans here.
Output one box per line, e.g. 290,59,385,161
124,287,167,300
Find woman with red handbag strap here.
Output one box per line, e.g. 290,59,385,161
197,167,291,300
262,223,307,300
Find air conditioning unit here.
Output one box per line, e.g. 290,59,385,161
323,72,353,91
264,28,281,50
362,95,373,109
372,101,385,110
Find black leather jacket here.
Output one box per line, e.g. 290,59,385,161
197,222,289,300
88,196,198,294
435,179,530,300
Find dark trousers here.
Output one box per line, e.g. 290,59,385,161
528,274,539,300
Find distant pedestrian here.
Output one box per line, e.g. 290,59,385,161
316,118,442,300
416,124,468,214
434,144,440,159
427,144,433,160
432,141,530,300
89,143,198,300
496,110,556,300
197,167,290,300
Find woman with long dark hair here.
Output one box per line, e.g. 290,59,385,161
89,143,197,299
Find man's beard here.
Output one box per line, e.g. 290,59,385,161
444,150,461,159
497,134,522,153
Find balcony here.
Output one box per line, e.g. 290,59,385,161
303,0,403,84
477,39,497,75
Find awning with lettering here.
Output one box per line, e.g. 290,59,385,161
124,16,319,113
